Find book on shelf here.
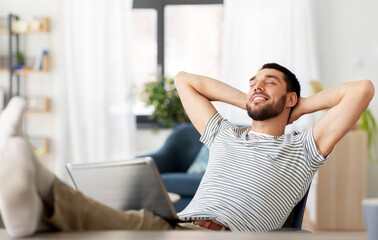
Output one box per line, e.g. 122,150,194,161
33,49,48,71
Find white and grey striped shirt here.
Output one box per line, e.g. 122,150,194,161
178,112,327,232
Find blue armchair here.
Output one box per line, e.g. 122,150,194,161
140,124,204,212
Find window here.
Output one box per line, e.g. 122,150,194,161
132,0,223,127
165,5,223,79
131,9,157,116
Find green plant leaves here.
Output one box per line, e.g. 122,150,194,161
358,108,378,163
141,77,189,127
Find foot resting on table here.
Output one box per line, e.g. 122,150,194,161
0,97,55,237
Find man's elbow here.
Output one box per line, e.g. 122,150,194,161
359,79,375,100
174,71,188,84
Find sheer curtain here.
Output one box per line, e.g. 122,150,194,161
53,0,135,179
219,0,319,131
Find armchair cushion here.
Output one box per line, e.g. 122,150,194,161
161,173,203,197
138,124,204,212
141,124,202,173
187,145,209,174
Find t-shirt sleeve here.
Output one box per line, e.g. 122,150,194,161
301,128,329,170
199,112,233,148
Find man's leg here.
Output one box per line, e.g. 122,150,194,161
0,97,55,237
0,97,176,236
45,177,175,231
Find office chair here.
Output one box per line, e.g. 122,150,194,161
141,124,311,230
280,186,311,230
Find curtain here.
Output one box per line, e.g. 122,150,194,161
219,0,319,131
53,0,135,179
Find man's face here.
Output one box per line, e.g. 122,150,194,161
246,68,289,121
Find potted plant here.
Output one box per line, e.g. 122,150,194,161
141,76,189,127
358,108,378,163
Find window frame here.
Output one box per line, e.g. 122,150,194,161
132,0,224,128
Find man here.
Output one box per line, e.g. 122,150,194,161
0,63,374,237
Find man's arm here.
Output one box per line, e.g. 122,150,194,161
289,80,375,157
174,72,246,135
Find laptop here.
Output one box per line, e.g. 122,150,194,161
66,157,216,222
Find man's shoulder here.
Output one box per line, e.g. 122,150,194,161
281,128,313,144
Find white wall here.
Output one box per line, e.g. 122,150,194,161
313,0,378,112
135,128,172,155
312,0,378,197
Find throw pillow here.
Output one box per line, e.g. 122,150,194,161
187,145,209,174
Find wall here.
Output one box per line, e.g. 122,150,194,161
312,0,378,197
135,128,172,156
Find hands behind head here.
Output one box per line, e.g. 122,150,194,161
288,97,305,125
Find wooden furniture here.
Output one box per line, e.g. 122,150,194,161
0,229,368,240
0,14,51,155
308,130,367,231
1,14,49,99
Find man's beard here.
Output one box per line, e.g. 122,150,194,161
247,94,287,121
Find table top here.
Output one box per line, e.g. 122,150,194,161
0,229,367,240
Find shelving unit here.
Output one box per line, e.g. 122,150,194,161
8,14,21,99
0,69,48,75
0,13,51,155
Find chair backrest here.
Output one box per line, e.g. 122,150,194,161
281,186,310,229
139,123,203,174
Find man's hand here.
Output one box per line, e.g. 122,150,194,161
296,80,374,157
175,72,246,135
288,97,305,124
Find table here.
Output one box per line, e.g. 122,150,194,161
0,229,367,240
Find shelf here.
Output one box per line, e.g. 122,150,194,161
0,98,50,113
25,110,50,114
0,69,48,75
0,110,50,114
1,15,51,157
0,28,48,34
15,68,48,75
0,17,49,35
29,137,49,155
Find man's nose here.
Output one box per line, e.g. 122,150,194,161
254,82,264,92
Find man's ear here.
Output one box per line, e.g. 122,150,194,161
286,92,297,108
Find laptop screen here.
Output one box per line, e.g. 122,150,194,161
66,157,178,220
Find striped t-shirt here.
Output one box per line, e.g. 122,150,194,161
178,112,327,232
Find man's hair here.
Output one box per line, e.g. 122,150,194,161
260,63,301,99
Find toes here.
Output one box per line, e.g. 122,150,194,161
0,97,26,138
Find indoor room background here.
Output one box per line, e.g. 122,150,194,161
0,0,377,232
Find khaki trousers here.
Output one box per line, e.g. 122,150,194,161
44,178,207,231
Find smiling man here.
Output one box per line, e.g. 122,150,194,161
174,63,374,231
0,63,374,237
247,64,299,122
